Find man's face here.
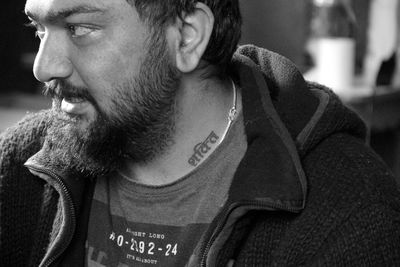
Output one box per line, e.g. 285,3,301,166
25,0,181,175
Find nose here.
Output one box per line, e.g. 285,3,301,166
33,34,73,82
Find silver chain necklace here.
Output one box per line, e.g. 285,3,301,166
219,79,238,143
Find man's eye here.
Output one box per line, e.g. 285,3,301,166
68,25,94,38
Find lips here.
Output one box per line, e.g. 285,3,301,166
64,97,86,104
61,97,91,115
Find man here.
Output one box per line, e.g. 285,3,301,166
1,0,399,266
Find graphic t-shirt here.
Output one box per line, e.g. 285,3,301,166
86,112,246,267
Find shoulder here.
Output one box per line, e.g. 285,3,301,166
283,132,400,264
0,110,57,263
303,132,400,214
0,110,52,167
304,132,399,203
301,132,400,261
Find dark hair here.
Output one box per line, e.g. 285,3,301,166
128,0,242,76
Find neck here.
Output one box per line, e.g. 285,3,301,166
120,74,242,185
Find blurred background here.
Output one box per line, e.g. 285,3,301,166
0,0,399,180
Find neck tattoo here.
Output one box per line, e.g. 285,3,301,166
188,80,238,167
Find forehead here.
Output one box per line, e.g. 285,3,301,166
25,0,125,21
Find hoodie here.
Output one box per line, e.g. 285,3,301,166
1,45,399,266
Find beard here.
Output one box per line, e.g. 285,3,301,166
42,33,181,177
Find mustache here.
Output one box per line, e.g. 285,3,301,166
43,80,95,104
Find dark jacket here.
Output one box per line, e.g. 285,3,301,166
1,45,400,267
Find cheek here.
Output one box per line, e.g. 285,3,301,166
73,46,143,108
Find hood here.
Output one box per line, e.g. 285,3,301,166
219,45,367,209
233,45,367,157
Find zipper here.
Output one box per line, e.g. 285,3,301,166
26,165,77,267
199,199,299,267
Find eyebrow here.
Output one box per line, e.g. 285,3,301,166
25,5,107,23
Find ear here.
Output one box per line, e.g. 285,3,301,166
174,3,214,73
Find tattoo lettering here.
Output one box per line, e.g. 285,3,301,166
188,131,219,167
